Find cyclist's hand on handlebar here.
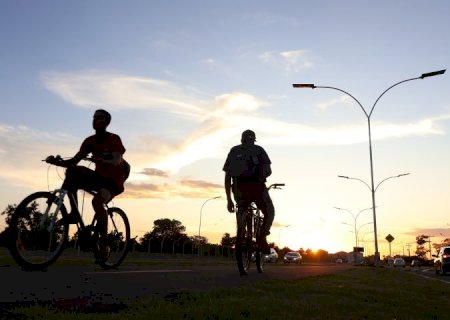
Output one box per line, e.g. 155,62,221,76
227,199,235,213
45,155,63,165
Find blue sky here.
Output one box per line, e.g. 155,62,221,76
1,1,449,255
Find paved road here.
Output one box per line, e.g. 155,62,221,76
0,262,353,306
402,266,450,283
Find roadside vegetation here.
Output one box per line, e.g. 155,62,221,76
4,266,450,319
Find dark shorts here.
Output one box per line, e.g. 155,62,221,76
232,180,275,232
63,166,124,196
232,181,272,211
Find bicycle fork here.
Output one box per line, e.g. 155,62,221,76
40,189,67,232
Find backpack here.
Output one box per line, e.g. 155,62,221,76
123,159,131,181
228,148,260,179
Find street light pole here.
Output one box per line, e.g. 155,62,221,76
293,69,446,267
334,207,372,248
198,196,221,239
338,173,409,261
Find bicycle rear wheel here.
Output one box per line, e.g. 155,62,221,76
235,208,252,276
8,191,69,271
95,207,130,270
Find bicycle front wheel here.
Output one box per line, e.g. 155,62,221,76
8,191,69,270
96,207,130,270
254,213,265,273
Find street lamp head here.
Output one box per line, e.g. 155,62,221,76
213,196,222,199
397,173,410,177
420,69,446,79
338,175,349,179
292,83,316,89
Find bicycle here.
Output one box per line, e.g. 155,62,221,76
7,156,131,271
235,183,284,276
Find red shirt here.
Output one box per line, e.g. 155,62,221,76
76,132,127,188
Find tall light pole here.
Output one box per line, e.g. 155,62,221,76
293,69,446,266
198,196,221,239
334,207,372,248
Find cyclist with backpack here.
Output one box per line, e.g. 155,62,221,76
223,129,275,254
46,109,129,262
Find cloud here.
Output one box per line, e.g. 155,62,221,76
404,227,450,238
0,124,78,189
260,50,314,73
41,70,206,119
140,168,169,178
181,179,222,189
38,70,450,174
316,95,352,111
122,179,222,200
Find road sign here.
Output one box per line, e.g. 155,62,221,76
385,234,395,243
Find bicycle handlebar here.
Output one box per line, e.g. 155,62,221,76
43,155,94,167
268,183,285,190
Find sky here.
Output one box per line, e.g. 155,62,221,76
1,1,450,256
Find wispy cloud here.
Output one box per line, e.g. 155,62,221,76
316,95,351,111
41,70,206,119
260,49,314,73
140,168,169,178
34,70,450,179
123,178,222,199
404,227,450,238
181,179,222,189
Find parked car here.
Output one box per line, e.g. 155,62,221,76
393,257,406,268
283,251,302,264
433,246,450,275
251,248,278,263
335,258,343,264
411,259,421,267
265,248,278,263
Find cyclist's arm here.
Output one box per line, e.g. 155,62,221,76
62,153,84,167
224,171,234,213
225,172,232,200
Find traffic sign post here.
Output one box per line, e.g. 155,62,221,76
386,234,395,257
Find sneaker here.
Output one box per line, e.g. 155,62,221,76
258,235,271,254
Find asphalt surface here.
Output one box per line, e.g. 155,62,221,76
0,261,353,308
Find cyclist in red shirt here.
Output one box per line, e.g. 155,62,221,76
46,109,128,262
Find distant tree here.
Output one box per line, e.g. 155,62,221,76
416,235,430,259
433,238,450,252
139,218,190,253
1,204,17,228
149,218,187,241
191,235,208,245
220,233,235,247
315,249,329,261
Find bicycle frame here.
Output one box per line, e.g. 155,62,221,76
9,157,131,271
234,183,284,275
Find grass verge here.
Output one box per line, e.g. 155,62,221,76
4,267,450,319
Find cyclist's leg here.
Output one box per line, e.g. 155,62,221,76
92,188,112,257
254,186,275,235
92,178,124,259
62,166,96,216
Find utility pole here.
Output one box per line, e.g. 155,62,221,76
405,243,411,257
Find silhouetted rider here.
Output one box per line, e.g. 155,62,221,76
223,129,275,254
46,109,128,262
